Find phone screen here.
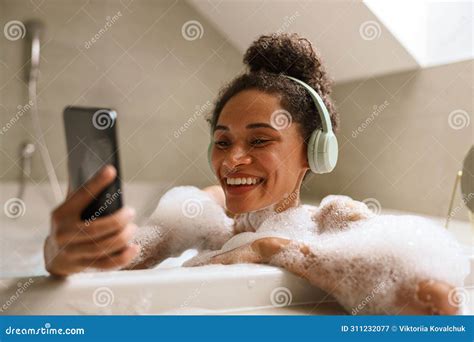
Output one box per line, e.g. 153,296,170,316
63,106,122,221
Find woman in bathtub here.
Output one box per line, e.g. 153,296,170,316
43,34,468,315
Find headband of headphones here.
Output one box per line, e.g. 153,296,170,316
283,75,333,133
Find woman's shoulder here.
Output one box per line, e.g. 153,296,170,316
201,185,226,208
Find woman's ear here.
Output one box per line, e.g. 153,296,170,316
301,144,310,169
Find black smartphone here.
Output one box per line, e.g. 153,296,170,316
63,106,123,222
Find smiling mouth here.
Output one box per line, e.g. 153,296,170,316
222,176,265,195
224,176,264,186
223,177,265,196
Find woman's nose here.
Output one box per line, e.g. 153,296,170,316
222,146,251,169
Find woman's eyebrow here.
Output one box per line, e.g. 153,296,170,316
246,123,278,131
214,123,278,131
214,125,229,131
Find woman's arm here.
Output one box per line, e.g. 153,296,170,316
194,237,461,315
266,240,460,315
120,224,172,270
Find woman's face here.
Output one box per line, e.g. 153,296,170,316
211,89,309,214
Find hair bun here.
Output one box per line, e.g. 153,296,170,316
242,33,338,131
243,33,326,87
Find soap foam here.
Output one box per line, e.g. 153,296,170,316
185,194,469,315
126,224,167,269
183,204,319,267
269,214,469,314
221,205,319,252
131,187,469,315
127,186,234,269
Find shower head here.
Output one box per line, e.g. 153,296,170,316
24,20,44,83
25,19,44,40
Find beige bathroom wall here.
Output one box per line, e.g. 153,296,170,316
302,59,473,220
1,0,472,220
0,0,242,187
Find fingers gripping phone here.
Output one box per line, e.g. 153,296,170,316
63,106,123,222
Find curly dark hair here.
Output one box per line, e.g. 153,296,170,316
207,33,339,144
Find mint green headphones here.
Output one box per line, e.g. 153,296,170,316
207,75,338,174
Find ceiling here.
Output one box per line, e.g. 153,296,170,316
187,0,473,84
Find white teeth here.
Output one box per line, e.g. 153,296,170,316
225,177,261,186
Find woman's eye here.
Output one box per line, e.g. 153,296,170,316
215,141,230,148
251,139,270,146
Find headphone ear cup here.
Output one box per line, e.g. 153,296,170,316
307,130,338,174
307,130,320,173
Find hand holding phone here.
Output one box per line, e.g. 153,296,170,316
45,165,139,276
43,107,138,276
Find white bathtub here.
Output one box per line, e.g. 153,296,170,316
0,182,472,315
